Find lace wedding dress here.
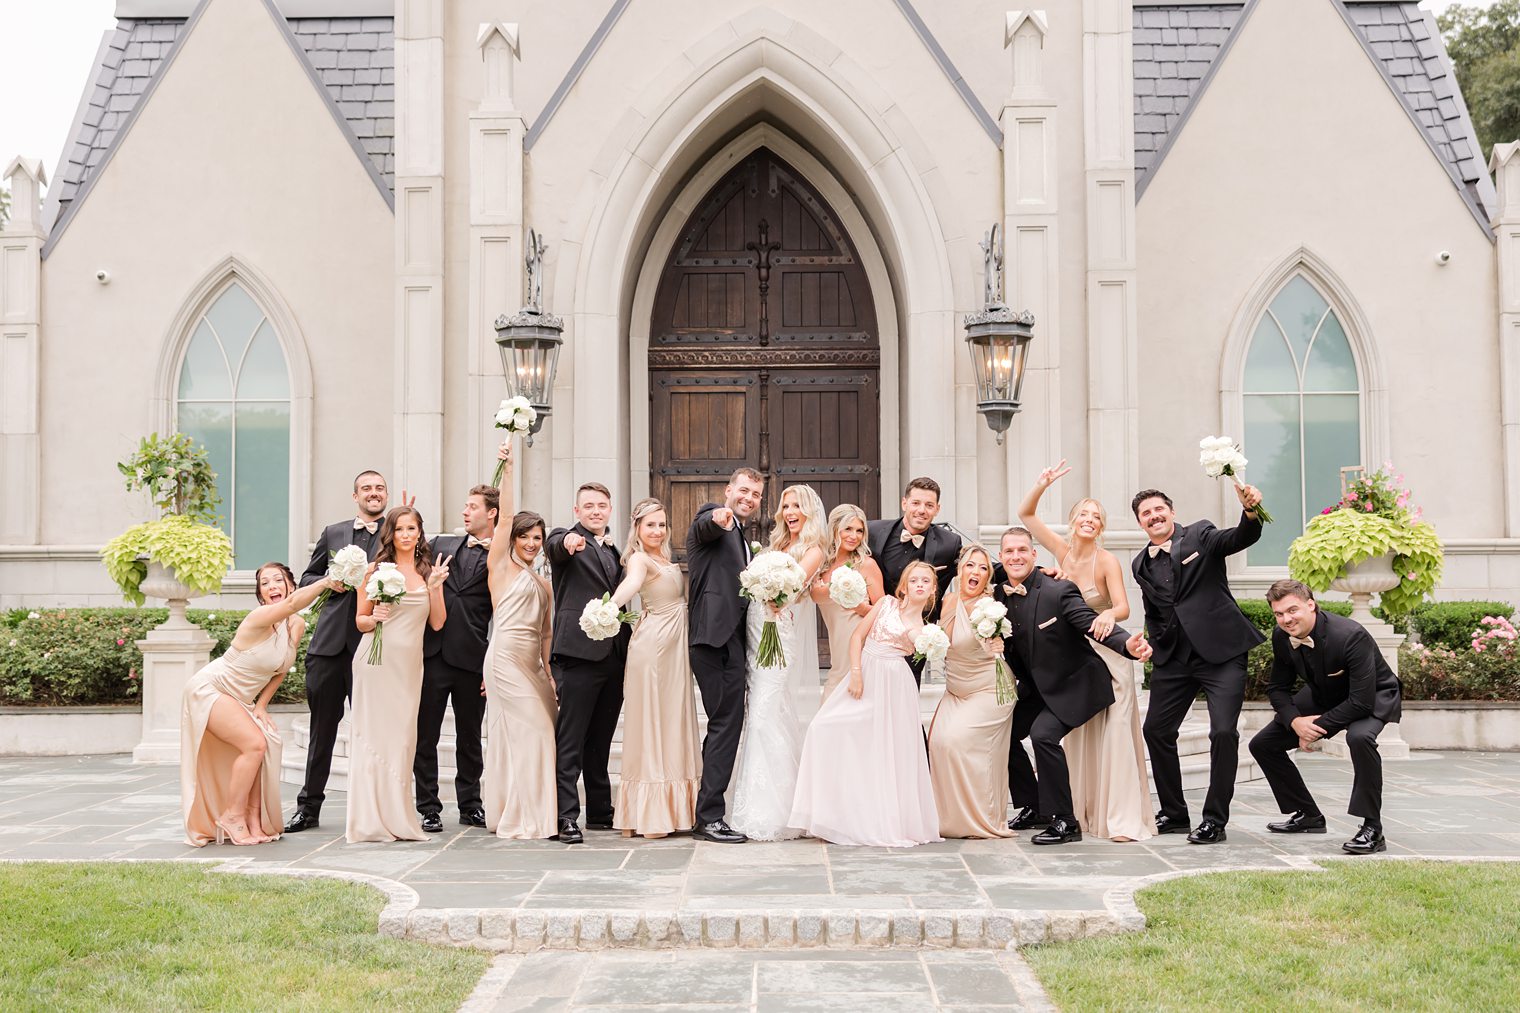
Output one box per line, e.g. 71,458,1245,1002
729,594,819,841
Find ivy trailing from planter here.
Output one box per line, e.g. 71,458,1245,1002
1287,464,1442,617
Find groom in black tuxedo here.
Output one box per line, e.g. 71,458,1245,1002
996,527,1151,844
545,481,629,844
1133,484,1264,844
285,470,388,833
413,483,497,833
869,477,966,684
1250,579,1403,855
686,466,766,844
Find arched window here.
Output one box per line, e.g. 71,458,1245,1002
1243,274,1362,566
175,281,291,570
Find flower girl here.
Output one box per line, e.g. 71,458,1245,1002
788,560,942,847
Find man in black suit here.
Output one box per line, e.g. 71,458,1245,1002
1250,579,1403,855
284,470,389,833
686,466,766,844
1133,484,1264,844
996,526,1151,844
869,477,965,684
413,483,497,833
545,481,629,844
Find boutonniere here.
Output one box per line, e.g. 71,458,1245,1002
750,540,762,554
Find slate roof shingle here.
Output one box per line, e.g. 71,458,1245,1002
1132,4,1247,187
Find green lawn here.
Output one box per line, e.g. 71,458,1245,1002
1026,861,1520,1011
0,863,489,1012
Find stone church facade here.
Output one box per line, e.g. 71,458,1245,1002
3,0,1518,606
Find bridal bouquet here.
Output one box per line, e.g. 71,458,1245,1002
364,562,408,665
912,623,950,666
1199,435,1274,523
579,592,639,640
739,550,807,668
826,565,868,610
968,598,1016,705
491,396,538,485
308,544,369,620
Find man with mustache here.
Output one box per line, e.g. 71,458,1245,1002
1131,484,1263,844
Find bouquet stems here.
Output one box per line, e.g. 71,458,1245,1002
367,621,385,665
308,587,333,620
491,458,506,487
993,658,1016,706
1229,475,1274,524
755,619,787,669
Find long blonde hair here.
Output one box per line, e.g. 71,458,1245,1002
1067,497,1108,547
621,497,670,565
825,503,871,566
768,484,829,558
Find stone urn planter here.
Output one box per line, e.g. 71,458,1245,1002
1329,552,1399,625
139,560,198,629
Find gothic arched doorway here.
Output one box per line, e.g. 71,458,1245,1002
649,147,882,554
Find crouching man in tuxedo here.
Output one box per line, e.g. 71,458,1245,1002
997,526,1152,844
1250,579,1403,855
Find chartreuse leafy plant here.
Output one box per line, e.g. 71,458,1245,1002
100,434,232,604
1287,464,1442,617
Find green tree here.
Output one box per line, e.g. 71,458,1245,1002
0,185,10,228
1440,1,1520,159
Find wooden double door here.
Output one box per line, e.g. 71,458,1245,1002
650,148,882,555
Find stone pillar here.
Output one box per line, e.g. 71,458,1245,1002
1081,0,1140,525
394,0,446,521
467,23,529,505
0,157,45,545
1001,12,1063,530
1490,141,1520,536
132,582,213,765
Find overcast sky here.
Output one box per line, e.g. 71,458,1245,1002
0,0,1506,195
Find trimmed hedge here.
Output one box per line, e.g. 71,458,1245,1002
1407,601,1515,651
0,607,312,707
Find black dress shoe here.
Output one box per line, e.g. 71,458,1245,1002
1267,810,1327,834
556,818,584,844
584,817,615,831
420,812,443,834
1341,824,1387,855
283,810,319,833
1007,806,1051,831
459,808,487,829
1187,820,1227,844
1031,817,1083,845
1154,812,1192,835
692,819,748,844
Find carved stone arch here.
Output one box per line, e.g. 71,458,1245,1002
1220,247,1388,569
152,255,313,569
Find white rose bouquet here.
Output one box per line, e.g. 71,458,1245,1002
491,396,538,484
912,623,950,666
739,550,808,668
363,562,408,665
308,544,370,620
968,597,1016,705
579,592,639,641
826,565,869,611
1198,435,1274,523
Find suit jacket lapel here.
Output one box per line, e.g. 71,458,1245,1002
576,523,616,588
1020,570,1042,661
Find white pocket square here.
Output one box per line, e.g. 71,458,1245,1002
1180,551,1200,565
1038,617,1057,630
1327,669,1345,678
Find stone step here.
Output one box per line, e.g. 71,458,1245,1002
281,690,1257,798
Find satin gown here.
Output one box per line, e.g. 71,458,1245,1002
346,588,429,843
817,594,864,702
926,598,1016,839
483,569,559,840
180,626,293,846
1064,586,1156,841
790,599,941,846
615,561,701,836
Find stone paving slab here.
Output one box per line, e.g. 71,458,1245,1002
2,751,1518,957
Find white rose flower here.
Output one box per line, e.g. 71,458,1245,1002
827,566,869,610
913,624,950,665
27,611,40,620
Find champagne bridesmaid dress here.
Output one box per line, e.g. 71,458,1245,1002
483,569,559,840
346,588,429,843
817,594,864,702
614,560,701,837
926,599,1016,839
180,626,293,846
1064,585,1156,841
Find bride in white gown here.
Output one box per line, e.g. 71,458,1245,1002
730,484,827,841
